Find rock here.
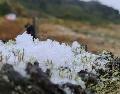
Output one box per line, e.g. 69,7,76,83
46,69,51,78
29,62,65,94
0,62,89,94
26,62,49,80
0,63,66,94
78,70,88,80
85,73,98,86
112,57,120,70
0,74,14,94
26,62,66,94
78,70,98,87
1,64,26,85
62,83,86,94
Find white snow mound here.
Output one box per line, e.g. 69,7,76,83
0,32,109,89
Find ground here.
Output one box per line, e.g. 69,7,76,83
0,17,120,56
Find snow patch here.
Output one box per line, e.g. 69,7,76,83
0,32,109,89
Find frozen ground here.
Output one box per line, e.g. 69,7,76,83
0,32,109,89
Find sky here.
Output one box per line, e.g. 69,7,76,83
82,0,120,11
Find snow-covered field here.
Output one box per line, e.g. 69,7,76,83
0,32,110,89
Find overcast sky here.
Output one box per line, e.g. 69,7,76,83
82,0,120,11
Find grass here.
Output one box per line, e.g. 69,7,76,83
0,17,119,56
39,18,120,56
0,17,30,40
0,0,5,3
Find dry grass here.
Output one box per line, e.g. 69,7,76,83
39,21,120,56
0,17,31,40
0,17,119,56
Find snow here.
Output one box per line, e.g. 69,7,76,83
0,32,109,89
5,13,16,21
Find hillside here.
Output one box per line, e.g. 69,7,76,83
1,0,120,24
0,2,120,93
0,0,119,56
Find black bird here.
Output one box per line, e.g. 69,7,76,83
25,24,36,39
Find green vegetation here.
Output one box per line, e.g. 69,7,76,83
0,0,10,16
90,57,120,94
0,0,120,24
17,0,120,24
